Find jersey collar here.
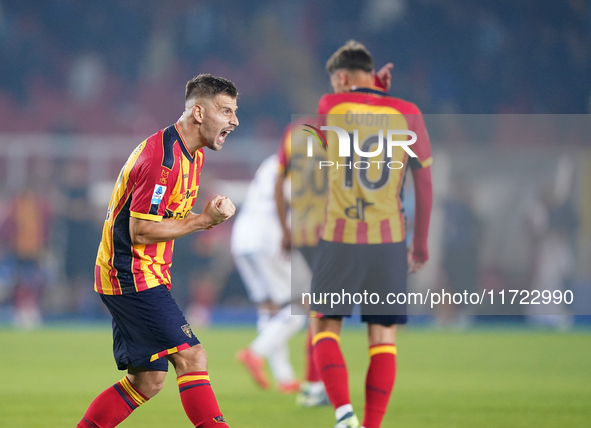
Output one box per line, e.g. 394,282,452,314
172,123,195,163
350,86,387,97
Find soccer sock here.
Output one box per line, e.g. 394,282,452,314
257,307,272,333
267,342,297,383
305,325,321,382
77,376,148,428
177,371,228,428
251,305,306,357
312,332,350,409
308,380,326,395
362,344,397,428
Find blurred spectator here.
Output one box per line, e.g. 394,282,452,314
170,233,213,311
58,162,102,317
524,183,577,329
1,172,53,327
0,214,16,309
438,179,483,326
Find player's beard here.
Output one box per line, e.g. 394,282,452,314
207,138,222,151
202,125,224,151
207,133,221,151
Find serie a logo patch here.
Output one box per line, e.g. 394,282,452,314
151,184,166,205
181,324,192,338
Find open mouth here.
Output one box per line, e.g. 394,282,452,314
218,130,231,144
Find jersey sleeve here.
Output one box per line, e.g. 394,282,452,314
403,105,432,261
129,149,178,222
406,107,433,170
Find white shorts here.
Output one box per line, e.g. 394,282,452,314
233,251,311,306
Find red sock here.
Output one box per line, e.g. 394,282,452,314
177,371,228,428
312,332,350,409
305,326,320,382
77,376,148,428
363,344,397,428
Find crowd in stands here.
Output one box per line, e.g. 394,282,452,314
0,0,589,137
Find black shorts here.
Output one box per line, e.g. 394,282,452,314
100,285,200,371
310,239,407,325
298,245,316,270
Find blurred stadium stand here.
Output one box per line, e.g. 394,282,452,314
0,0,588,135
0,0,589,327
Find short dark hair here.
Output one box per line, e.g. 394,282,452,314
185,74,238,102
326,40,374,75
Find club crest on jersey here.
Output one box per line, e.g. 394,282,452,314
160,170,169,185
181,324,192,338
213,415,226,423
151,185,166,205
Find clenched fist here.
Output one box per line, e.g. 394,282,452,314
203,194,236,228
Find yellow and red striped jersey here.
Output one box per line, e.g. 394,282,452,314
318,87,432,244
277,117,327,247
95,124,204,295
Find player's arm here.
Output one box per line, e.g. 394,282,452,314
407,109,433,274
130,195,235,246
374,63,394,91
408,166,433,273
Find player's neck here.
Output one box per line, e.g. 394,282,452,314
175,117,203,154
342,71,375,92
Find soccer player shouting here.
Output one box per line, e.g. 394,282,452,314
77,74,239,428
309,41,433,428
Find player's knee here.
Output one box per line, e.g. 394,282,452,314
311,316,343,336
127,372,166,399
169,344,208,374
143,377,165,398
367,323,396,346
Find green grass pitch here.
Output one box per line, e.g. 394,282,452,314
0,325,590,427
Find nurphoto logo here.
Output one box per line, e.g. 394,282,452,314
303,124,418,170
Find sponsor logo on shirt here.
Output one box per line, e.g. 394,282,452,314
151,185,166,205
183,189,197,200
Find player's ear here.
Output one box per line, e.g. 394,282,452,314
330,71,347,93
192,103,204,124
336,70,348,87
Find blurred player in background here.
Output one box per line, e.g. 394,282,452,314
274,118,330,406
77,74,239,428
232,154,308,393
309,41,433,428
274,63,394,407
